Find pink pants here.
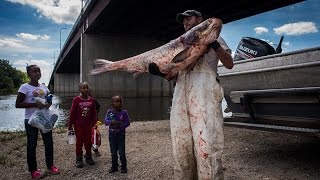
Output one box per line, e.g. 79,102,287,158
170,60,224,180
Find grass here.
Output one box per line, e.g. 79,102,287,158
12,142,26,151
54,126,67,134
0,125,68,140
0,153,8,165
0,153,14,166
0,127,68,167
0,130,25,142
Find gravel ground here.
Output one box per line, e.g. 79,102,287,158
0,120,319,180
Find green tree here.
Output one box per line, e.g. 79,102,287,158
0,59,28,95
16,70,29,84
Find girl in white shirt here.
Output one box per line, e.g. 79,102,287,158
15,65,60,179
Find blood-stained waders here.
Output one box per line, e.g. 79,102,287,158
170,58,225,180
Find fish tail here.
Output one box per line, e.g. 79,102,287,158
90,59,115,75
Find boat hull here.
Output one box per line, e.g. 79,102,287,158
218,47,320,128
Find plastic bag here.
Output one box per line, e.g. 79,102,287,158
67,130,76,144
28,108,58,133
92,128,101,150
33,94,53,105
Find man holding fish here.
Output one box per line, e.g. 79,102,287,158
170,10,233,180
90,8,234,180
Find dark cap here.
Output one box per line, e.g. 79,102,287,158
176,10,202,24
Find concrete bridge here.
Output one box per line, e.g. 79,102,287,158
48,0,303,97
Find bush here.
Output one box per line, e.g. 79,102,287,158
0,59,28,95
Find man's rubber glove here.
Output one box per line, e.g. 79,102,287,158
211,40,221,51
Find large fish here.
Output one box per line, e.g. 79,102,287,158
90,17,222,80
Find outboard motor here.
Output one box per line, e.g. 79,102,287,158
275,36,284,54
233,36,284,61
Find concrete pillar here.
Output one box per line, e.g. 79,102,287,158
81,33,174,98
54,73,79,97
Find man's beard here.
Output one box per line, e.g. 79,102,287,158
185,25,192,31
185,23,197,31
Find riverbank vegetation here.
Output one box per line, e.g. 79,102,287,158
0,127,66,167
0,59,28,95
0,130,25,142
0,130,26,166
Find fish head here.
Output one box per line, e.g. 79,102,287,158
182,18,222,45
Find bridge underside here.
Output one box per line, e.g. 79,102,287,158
87,0,304,40
50,0,304,97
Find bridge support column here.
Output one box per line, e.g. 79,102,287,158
80,34,174,98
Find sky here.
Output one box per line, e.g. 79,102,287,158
0,0,319,84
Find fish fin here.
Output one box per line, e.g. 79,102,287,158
90,59,114,75
172,48,190,63
148,63,167,77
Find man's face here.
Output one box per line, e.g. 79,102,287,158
183,16,203,31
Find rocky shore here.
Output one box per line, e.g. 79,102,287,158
0,120,319,179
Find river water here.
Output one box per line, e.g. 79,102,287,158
0,95,231,131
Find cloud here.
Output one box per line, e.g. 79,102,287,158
0,37,29,49
0,34,55,54
261,38,290,47
283,41,290,46
16,33,50,40
0,36,52,53
13,59,53,84
261,39,274,46
254,27,269,34
5,0,81,25
273,22,318,35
